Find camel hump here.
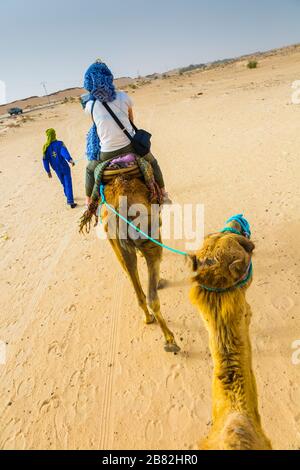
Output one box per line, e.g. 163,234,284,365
105,175,150,208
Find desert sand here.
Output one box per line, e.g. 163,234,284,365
0,45,299,450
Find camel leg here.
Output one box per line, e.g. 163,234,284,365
108,239,155,324
144,250,180,353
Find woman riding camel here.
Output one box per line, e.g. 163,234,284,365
83,60,170,208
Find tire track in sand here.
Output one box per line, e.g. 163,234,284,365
98,274,124,449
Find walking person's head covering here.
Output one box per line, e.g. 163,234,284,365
43,128,57,157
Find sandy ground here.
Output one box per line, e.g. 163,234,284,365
0,47,300,450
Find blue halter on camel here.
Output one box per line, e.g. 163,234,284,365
84,61,116,161
199,214,253,293
220,213,251,239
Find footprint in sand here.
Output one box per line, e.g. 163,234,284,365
48,341,62,357
1,431,26,450
64,304,77,314
191,396,210,422
54,405,69,449
39,395,60,415
17,376,35,398
75,382,97,418
139,379,158,399
0,418,26,450
289,384,300,406
145,420,163,442
254,335,275,353
120,379,158,417
165,364,185,394
167,404,191,430
79,349,99,376
15,348,26,364
271,296,295,311
69,370,81,388
135,380,158,416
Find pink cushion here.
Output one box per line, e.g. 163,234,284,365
109,153,136,166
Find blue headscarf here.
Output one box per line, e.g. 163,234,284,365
84,61,117,161
86,125,101,161
84,61,116,103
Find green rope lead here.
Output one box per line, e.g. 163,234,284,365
99,184,188,257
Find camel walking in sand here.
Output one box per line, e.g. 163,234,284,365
100,176,180,353
189,217,271,450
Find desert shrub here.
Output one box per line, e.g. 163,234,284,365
138,80,150,86
179,63,205,74
247,60,258,69
129,84,138,90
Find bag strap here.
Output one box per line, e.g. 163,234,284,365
101,102,138,139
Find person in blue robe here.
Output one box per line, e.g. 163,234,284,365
42,128,77,208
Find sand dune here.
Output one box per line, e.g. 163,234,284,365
0,46,299,450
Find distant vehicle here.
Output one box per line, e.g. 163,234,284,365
8,107,23,116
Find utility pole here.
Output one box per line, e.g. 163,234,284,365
41,81,51,105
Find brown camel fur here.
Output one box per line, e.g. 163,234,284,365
189,221,271,450
101,176,180,353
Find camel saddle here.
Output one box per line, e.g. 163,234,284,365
102,154,142,183
102,163,142,183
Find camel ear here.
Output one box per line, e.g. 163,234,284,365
229,259,246,279
236,236,255,254
187,254,198,272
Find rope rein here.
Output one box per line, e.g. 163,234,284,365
99,184,188,256
99,187,253,292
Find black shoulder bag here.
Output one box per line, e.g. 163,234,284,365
101,102,152,157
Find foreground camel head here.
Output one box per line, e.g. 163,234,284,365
189,219,272,450
190,232,255,292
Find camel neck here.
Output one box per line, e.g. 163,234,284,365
203,291,261,423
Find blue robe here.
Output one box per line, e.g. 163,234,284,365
43,141,74,205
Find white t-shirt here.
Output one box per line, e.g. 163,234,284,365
85,91,135,152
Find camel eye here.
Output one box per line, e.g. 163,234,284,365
206,258,216,266
198,257,217,267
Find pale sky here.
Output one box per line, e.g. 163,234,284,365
0,0,300,103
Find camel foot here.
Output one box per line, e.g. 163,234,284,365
164,342,181,353
144,314,156,324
